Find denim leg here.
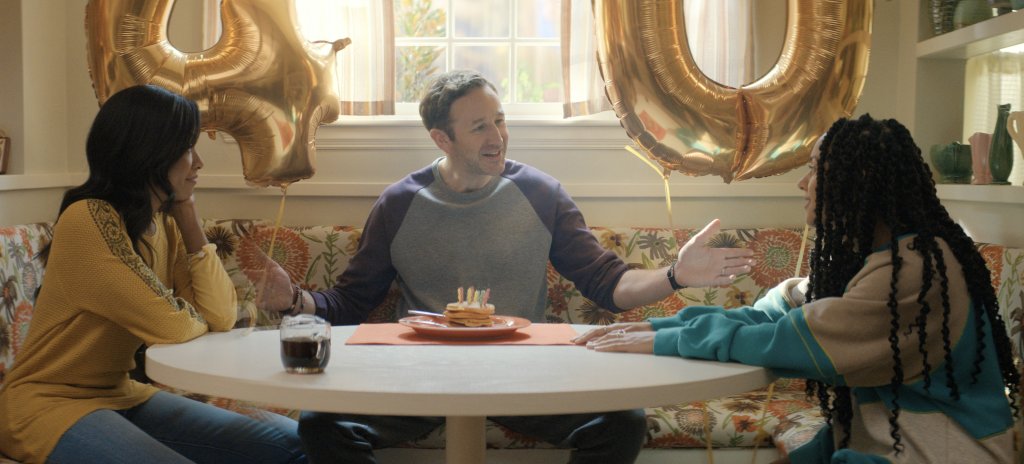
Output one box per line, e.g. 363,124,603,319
126,391,305,463
298,412,443,464
491,409,647,464
48,408,192,464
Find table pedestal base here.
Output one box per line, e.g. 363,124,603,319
445,415,486,464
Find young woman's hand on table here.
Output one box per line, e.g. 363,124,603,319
571,322,655,353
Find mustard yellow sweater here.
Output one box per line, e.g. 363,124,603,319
0,199,237,463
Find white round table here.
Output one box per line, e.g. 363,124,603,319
147,325,771,464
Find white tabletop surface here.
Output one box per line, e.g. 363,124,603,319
146,324,772,417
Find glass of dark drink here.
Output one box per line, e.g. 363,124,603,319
280,314,331,374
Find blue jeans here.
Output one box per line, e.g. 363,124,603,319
47,391,306,464
298,410,646,464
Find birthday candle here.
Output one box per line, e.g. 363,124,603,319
467,286,476,306
458,286,464,304
482,288,490,306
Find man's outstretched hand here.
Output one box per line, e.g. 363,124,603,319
249,250,294,313
673,219,755,288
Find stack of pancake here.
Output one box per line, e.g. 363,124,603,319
444,287,495,327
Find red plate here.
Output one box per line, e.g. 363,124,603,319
398,315,532,339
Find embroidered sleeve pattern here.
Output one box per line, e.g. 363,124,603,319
87,200,202,321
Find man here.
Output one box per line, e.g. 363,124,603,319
262,69,753,463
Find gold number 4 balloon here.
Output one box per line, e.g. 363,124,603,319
85,0,350,187
594,0,872,183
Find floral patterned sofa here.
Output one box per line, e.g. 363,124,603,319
2,220,1022,463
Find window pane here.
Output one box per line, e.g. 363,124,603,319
516,0,560,39
396,46,447,102
515,45,562,103
296,0,345,41
394,0,447,38
453,0,509,38
453,45,511,102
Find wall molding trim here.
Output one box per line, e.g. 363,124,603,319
4,174,1021,205
192,175,801,199
218,116,634,152
0,174,84,191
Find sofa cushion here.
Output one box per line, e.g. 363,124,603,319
0,223,52,387
2,220,1022,458
978,243,1024,348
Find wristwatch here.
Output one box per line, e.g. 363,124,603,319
666,262,684,291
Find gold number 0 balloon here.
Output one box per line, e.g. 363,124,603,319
85,0,351,187
594,0,872,182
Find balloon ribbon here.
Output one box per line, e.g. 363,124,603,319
624,145,673,228
745,223,806,458
266,186,289,267
794,223,809,278
248,185,290,331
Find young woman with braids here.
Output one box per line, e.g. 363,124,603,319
573,114,1019,462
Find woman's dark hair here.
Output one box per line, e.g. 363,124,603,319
41,85,200,262
418,69,497,141
804,114,1019,453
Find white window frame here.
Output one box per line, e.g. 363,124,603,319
394,0,562,116
203,0,564,118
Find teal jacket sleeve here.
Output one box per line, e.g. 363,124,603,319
649,280,796,329
652,284,842,384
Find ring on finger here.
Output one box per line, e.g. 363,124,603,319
610,329,626,336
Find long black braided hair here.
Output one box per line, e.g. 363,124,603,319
803,114,1019,453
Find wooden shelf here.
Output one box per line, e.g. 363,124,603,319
936,184,1024,204
918,9,1024,59
0,173,81,191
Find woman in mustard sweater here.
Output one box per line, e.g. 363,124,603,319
0,85,305,463
575,115,1019,463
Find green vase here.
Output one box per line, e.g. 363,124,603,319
989,103,1013,185
954,0,994,28
931,142,973,183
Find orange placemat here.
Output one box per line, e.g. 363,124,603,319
345,323,578,345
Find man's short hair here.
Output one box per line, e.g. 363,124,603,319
419,70,498,140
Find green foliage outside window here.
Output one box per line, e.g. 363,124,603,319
508,68,560,103
395,0,446,102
